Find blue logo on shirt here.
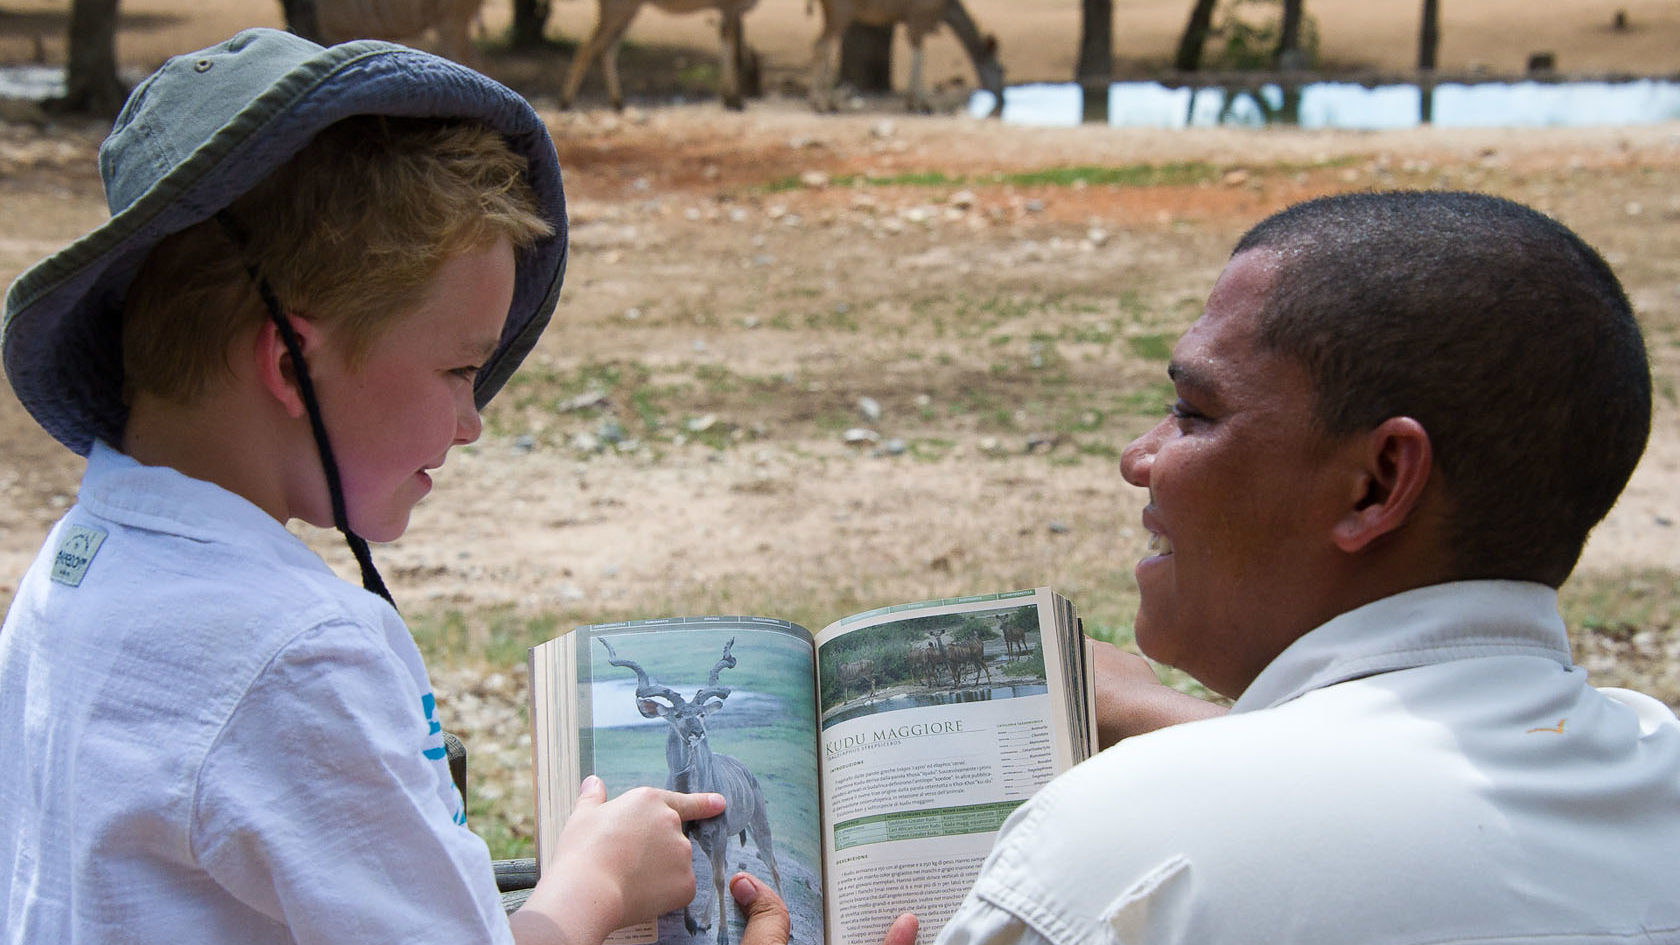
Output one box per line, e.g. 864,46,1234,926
421,692,467,826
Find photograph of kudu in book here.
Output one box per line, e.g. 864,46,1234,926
597,635,785,945
531,593,1085,945
818,603,1046,725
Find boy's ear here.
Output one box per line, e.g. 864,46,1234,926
1331,416,1433,554
251,316,321,420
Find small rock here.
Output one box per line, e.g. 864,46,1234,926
559,390,609,412
857,396,882,422
843,428,880,446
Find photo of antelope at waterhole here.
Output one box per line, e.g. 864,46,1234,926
819,603,1047,727
584,624,823,945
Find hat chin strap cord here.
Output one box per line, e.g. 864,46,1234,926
215,212,396,609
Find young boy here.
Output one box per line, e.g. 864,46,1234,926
0,28,786,945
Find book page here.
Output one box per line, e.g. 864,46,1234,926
530,617,824,945
812,589,1085,945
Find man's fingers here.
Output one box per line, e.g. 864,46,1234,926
731,873,792,945
663,788,727,821
881,912,919,945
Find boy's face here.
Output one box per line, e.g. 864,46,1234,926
304,237,516,542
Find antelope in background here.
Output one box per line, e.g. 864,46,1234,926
808,0,1004,114
561,0,761,110
598,636,782,945
314,0,486,65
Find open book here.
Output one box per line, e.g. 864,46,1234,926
528,588,1094,945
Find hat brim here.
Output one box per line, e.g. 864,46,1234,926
2,32,567,456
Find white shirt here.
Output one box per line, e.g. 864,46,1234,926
0,443,512,944
939,581,1680,945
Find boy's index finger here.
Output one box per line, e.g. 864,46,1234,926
664,790,727,821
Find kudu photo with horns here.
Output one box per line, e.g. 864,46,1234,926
568,624,823,945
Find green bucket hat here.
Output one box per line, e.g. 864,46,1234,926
2,27,568,457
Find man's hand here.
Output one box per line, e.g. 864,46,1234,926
880,912,919,945
1091,640,1228,748
731,874,917,945
731,873,790,945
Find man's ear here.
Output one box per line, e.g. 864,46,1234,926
1332,416,1433,554
251,316,320,420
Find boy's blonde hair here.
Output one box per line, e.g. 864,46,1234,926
122,115,555,405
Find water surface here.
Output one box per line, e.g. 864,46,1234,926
970,78,1680,129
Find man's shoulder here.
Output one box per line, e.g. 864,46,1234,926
974,686,1680,945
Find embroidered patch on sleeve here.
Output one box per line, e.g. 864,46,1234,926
51,525,108,587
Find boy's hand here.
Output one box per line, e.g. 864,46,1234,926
512,776,725,945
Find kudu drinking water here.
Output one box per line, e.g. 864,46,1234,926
837,656,879,704
598,636,782,945
927,625,990,687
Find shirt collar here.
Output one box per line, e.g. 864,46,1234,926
80,440,332,574
1232,580,1573,713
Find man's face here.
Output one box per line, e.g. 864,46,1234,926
305,237,516,542
1120,249,1357,698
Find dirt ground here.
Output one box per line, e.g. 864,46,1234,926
2,0,1679,849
